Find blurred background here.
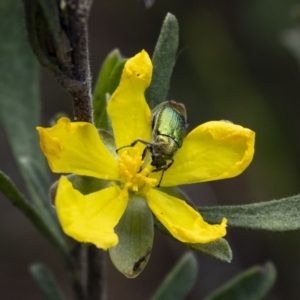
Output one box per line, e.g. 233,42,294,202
1,0,300,299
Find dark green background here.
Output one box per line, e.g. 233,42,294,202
1,0,300,299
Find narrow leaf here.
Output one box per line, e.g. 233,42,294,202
30,263,66,300
154,218,232,262
0,0,51,207
199,195,300,231
107,59,127,95
22,0,66,75
0,171,68,259
146,13,179,108
34,0,69,69
204,262,277,300
93,49,122,129
151,252,198,300
187,239,232,263
19,158,57,218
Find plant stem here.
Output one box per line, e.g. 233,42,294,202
86,246,106,300
65,2,104,299
65,0,93,123
23,0,105,298
23,0,94,123
69,243,86,300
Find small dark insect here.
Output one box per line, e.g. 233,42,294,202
117,100,188,187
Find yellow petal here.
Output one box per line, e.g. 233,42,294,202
107,50,152,152
56,176,128,250
154,121,255,186
37,117,119,180
147,189,227,243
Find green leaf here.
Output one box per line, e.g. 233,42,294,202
19,158,57,219
146,13,179,108
22,0,68,76
199,195,300,231
0,171,68,259
30,263,66,300
107,59,127,95
98,128,117,157
153,188,232,262
186,239,232,263
49,174,112,207
0,0,63,246
93,49,122,129
151,252,198,300
154,218,232,262
109,195,154,278
0,0,51,203
204,262,277,300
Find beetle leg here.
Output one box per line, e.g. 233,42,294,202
165,159,174,170
153,159,174,187
141,144,151,160
131,139,150,148
116,139,153,173
156,170,165,188
116,139,150,153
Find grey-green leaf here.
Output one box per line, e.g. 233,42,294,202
19,158,57,219
0,0,51,205
186,238,232,263
109,195,154,278
151,252,198,300
93,49,122,129
0,171,68,258
107,59,127,95
154,218,232,262
199,195,300,231
22,0,68,76
146,13,179,108
49,174,112,207
30,263,66,300
204,262,277,300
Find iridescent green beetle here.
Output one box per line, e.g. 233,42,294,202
117,100,188,187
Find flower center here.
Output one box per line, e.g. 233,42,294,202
118,148,157,198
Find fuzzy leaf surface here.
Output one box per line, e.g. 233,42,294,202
199,195,300,231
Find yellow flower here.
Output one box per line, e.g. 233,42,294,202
37,50,255,250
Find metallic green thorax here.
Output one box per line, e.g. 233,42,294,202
152,101,187,148
145,100,187,186
116,101,188,186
